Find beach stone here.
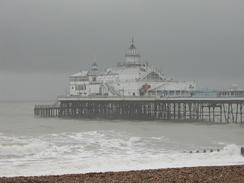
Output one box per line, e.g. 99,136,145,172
0,165,244,183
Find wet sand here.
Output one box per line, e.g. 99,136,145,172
1,165,244,183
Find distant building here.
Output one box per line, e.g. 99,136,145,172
69,39,196,97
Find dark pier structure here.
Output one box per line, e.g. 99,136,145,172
34,97,244,124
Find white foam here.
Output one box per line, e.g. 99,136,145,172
0,132,243,177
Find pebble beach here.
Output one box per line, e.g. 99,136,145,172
1,165,244,183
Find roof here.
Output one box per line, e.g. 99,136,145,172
148,81,195,91
70,71,88,77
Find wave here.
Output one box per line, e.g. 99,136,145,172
0,131,243,177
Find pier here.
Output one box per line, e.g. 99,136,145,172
34,104,60,118
34,96,244,123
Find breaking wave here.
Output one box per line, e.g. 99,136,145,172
0,131,243,177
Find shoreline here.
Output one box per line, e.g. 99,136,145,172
1,165,244,183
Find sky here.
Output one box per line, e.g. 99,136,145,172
0,0,244,100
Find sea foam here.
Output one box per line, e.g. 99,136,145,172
0,131,243,177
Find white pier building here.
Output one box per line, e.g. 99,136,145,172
69,39,196,97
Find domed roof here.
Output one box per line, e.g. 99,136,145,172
91,62,98,72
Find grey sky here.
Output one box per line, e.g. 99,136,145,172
0,0,244,100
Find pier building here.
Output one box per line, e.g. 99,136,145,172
69,39,196,97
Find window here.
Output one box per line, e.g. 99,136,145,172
75,84,86,91
169,91,174,95
70,77,88,82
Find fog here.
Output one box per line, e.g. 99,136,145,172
0,0,244,100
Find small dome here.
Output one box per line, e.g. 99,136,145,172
124,38,141,64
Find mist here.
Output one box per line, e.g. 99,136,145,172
0,0,244,100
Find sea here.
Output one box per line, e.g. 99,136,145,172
0,101,244,177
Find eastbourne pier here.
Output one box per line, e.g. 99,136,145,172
34,40,244,123
34,96,244,124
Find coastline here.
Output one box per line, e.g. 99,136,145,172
1,165,244,183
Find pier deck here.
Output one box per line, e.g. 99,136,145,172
34,96,244,123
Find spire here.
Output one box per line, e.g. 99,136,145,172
129,37,136,49
125,38,141,65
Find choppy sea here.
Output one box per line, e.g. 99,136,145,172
0,101,244,177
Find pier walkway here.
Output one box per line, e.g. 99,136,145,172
34,96,244,123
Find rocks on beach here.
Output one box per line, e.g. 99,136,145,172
1,165,244,183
